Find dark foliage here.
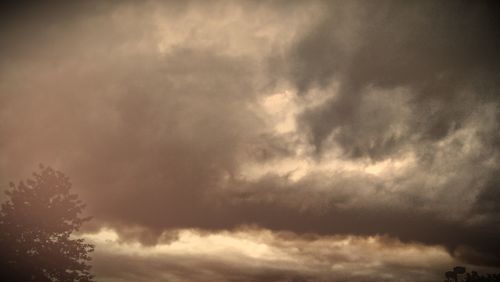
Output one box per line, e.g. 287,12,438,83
444,266,500,282
0,165,94,281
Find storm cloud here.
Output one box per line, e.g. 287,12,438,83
1,0,500,281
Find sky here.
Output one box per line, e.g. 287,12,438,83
1,0,500,281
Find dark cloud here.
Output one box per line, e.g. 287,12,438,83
289,0,500,157
225,181,500,267
278,1,500,265
1,0,500,280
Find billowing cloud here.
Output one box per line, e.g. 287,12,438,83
1,0,500,280
83,227,480,282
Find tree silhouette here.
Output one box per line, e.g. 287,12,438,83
444,266,500,282
0,165,94,281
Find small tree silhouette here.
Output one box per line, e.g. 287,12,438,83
0,165,94,281
444,266,500,282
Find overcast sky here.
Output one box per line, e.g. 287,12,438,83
1,1,500,281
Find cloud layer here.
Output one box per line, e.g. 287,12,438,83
1,0,500,280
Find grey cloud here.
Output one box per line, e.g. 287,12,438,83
1,0,500,278
93,252,315,282
288,0,500,157
273,0,500,264
89,229,461,282
0,0,262,232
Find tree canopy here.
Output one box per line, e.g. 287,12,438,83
0,165,94,281
444,266,500,282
